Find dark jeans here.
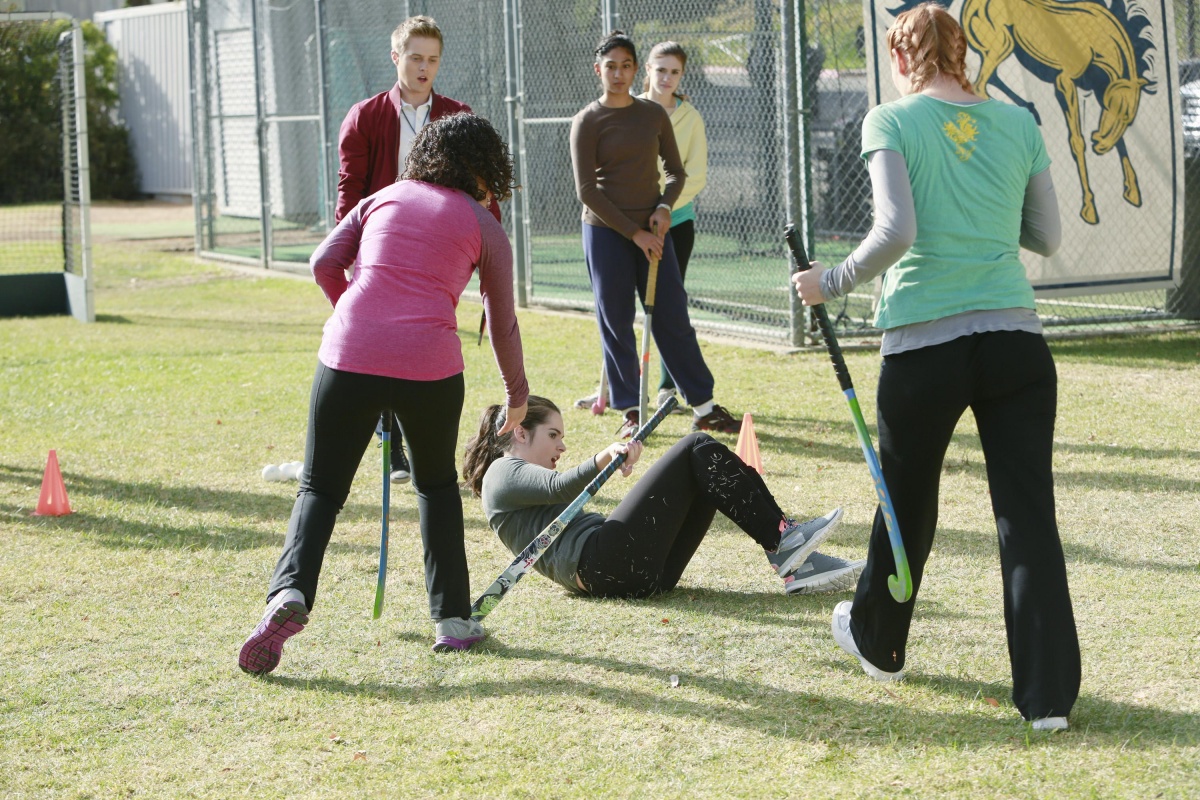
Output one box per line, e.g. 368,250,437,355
848,331,1080,720
659,219,695,392
268,362,468,619
583,223,714,410
577,432,784,598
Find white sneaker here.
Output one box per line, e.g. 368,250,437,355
574,389,601,410
1030,716,1069,731
432,617,487,653
831,600,903,682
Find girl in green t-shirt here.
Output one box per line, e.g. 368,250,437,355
791,1,1079,731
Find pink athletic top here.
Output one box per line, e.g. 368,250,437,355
310,180,529,408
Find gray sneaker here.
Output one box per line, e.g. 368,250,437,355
432,617,487,653
831,600,903,682
656,389,686,414
766,507,842,576
784,552,865,595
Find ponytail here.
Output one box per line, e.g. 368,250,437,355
462,396,563,497
462,404,509,498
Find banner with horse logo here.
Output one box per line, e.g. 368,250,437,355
863,0,1183,295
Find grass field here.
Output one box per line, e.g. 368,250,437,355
1,229,1198,798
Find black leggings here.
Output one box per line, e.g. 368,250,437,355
848,331,1079,720
577,432,784,598
268,362,468,619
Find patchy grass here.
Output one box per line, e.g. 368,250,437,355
0,232,1197,798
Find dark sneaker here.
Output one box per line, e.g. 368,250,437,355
766,507,842,576
657,389,686,414
691,404,742,433
616,408,639,440
784,552,865,595
832,600,904,682
432,617,487,652
239,588,308,675
390,438,411,484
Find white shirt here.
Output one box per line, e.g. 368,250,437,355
398,98,433,170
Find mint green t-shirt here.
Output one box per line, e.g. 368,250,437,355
861,95,1050,329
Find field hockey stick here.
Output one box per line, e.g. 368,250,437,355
638,222,661,427
470,395,678,622
784,224,912,603
372,413,392,619
591,362,608,414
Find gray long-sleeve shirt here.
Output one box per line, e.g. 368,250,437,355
481,455,606,592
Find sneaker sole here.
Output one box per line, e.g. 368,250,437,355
785,561,864,595
431,633,486,653
238,601,308,674
390,471,411,484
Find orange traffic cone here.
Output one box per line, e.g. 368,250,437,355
34,449,72,516
734,413,764,475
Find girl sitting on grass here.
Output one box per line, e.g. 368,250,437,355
463,397,863,599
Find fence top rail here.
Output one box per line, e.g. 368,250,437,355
1,11,74,22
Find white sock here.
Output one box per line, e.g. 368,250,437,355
693,400,714,417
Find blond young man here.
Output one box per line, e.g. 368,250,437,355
334,16,497,483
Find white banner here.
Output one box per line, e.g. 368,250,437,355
864,0,1183,296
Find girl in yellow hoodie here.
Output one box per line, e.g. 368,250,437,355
639,42,707,411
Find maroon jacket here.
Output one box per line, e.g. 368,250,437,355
335,85,500,223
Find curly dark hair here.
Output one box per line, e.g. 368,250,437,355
402,113,515,203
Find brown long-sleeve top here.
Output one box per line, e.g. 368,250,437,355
569,98,686,239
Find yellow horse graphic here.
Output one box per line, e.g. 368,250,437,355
961,0,1154,224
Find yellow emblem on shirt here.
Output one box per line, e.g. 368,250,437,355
943,112,979,161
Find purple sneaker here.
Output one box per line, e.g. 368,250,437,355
239,588,308,674
432,617,487,653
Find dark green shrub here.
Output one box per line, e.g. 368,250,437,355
0,19,140,203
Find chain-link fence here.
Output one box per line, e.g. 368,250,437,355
189,0,1200,343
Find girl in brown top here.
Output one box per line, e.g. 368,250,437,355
569,30,741,439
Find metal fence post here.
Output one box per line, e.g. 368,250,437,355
504,0,530,307
251,0,271,268
314,0,333,230
782,0,804,347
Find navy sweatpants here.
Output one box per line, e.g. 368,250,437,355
583,223,714,411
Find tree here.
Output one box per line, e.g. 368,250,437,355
0,19,139,203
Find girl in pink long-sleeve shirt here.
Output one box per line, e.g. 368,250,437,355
240,114,529,672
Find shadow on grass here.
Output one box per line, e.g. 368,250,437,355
0,461,402,553
924,525,1197,575
1049,333,1200,366
754,410,1200,494
261,641,1198,748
